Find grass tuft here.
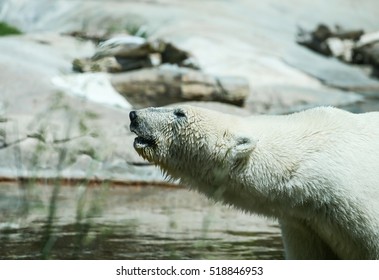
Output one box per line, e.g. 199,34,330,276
0,22,22,36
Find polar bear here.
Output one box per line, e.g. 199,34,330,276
129,105,379,259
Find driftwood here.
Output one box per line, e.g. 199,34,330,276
110,66,249,108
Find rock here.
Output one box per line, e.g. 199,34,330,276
160,42,198,68
285,46,379,96
352,32,379,76
85,37,200,71
355,31,379,48
63,30,123,44
92,36,148,60
353,42,379,67
114,57,154,71
72,57,122,73
0,103,166,183
72,36,201,73
297,24,364,58
297,25,379,83
0,33,95,115
2,0,379,186
246,84,364,114
297,24,334,56
333,27,365,41
326,37,355,62
110,65,249,108
51,73,132,110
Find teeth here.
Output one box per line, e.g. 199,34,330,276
134,140,148,149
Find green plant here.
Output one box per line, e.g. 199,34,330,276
0,22,22,36
124,22,149,39
0,92,105,259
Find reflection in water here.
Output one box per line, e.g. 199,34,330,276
0,183,283,260
0,222,283,260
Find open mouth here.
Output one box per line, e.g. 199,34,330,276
133,136,155,149
130,120,155,149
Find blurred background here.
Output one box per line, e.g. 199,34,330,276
0,0,378,259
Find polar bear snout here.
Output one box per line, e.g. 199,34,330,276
129,110,157,150
129,110,141,134
129,110,140,135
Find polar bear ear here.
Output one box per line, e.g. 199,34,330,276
232,136,256,158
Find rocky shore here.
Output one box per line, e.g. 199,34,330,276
1,0,379,185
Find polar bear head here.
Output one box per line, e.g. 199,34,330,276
129,105,256,183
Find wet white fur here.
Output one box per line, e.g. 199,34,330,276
133,105,379,259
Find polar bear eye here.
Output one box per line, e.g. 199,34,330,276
173,109,186,118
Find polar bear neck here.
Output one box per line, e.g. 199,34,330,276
177,108,354,216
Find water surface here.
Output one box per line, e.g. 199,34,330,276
0,183,283,260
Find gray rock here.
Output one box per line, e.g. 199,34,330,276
284,46,379,95
246,84,364,114
0,33,95,115
51,73,132,109
2,0,379,185
353,41,379,76
111,65,249,108
92,36,148,60
73,57,123,73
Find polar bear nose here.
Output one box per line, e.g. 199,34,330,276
129,111,137,122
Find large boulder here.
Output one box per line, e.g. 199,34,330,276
111,65,249,108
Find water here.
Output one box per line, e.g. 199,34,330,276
340,98,379,113
0,183,283,260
